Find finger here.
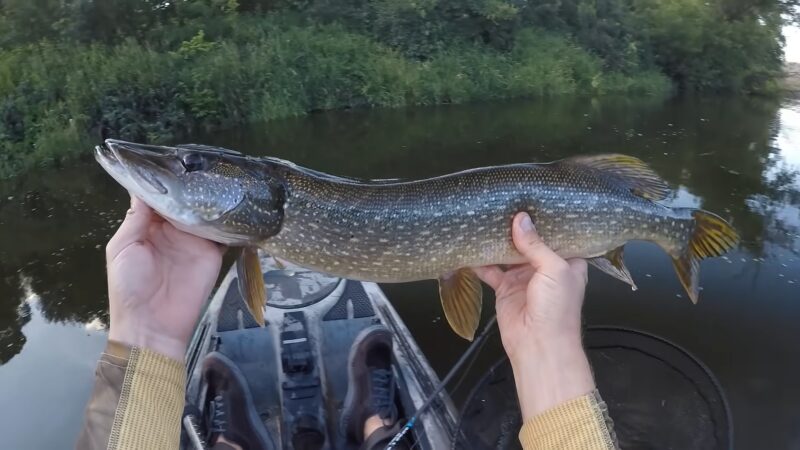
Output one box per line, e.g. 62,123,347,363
511,212,567,272
106,195,154,260
504,264,535,284
567,258,589,283
472,266,504,290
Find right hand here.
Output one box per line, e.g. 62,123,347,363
474,212,595,420
105,196,226,361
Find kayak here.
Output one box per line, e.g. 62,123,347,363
180,251,733,449
181,251,457,449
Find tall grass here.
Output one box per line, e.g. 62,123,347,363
0,20,671,178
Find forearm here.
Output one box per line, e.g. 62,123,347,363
77,340,186,450
514,338,617,450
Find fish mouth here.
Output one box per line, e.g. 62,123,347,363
96,139,182,195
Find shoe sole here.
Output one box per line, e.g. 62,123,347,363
339,325,393,442
204,352,276,450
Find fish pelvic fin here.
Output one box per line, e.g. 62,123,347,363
672,210,739,303
588,246,637,291
438,269,483,341
237,247,267,326
564,154,670,201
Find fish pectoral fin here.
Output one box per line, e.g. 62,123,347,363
237,247,267,326
438,269,483,341
272,256,286,269
564,154,670,201
588,246,637,291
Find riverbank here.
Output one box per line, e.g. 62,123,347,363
0,1,788,179
781,62,800,95
0,23,671,179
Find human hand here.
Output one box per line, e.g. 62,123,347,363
105,196,225,361
474,212,594,419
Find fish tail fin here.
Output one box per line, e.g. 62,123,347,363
671,210,739,303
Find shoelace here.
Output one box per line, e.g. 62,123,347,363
370,369,397,420
208,395,227,435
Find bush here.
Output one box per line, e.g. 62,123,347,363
0,0,789,177
628,0,783,92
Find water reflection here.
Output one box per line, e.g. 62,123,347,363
0,165,125,362
0,271,27,364
0,95,798,448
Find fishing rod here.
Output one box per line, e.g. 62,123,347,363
385,315,498,450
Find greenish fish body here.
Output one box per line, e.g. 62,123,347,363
267,161,683,281
95,140,739,339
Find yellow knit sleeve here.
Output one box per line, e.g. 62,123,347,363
518,390,617,450
109,345,186,450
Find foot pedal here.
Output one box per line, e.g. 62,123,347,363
323,281,375,321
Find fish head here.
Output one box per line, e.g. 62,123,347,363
95,139,285,245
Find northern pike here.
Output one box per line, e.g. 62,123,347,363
95,139,739,340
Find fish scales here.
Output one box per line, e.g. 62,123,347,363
262,162,687,282
95,140,739,339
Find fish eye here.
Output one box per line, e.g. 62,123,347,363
180,152,206,172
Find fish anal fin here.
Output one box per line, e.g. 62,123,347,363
565,154,670,201
588,246,637,291
438,269,483,341
237,247,266,326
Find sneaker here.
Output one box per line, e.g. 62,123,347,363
340,325,399,443
202,352,275,450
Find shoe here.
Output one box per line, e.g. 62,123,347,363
202,352,275,450
340,325,399,443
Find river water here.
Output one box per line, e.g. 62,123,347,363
0,95,798,449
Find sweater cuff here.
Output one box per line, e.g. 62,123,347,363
109,340,186,450
518,390,617,450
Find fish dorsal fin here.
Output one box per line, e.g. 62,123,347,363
438,269,483,341
564,154,670,200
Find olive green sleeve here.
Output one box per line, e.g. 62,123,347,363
518,390,618,450
76,340,186,450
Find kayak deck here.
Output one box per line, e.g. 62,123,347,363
181,253,457,449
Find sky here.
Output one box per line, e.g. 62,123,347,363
787,25,800,62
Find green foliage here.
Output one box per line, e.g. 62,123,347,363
0,0,790,177
175,30,218,59
629,0,783,92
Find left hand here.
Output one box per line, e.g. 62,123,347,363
473,212,593,419
105,196,225,361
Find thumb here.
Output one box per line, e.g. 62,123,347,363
106,195,154,261
511,212,565,272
